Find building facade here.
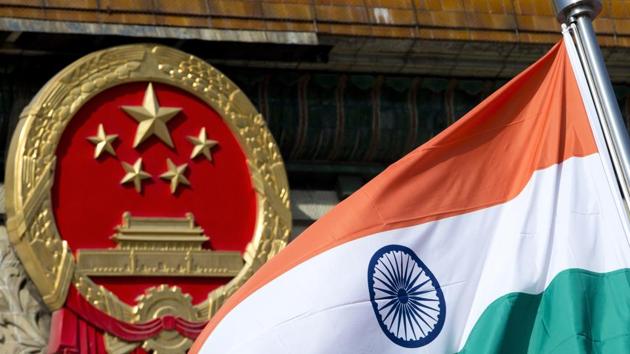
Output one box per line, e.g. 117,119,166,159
0,0,630,352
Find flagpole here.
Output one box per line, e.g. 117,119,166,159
554,0,630,206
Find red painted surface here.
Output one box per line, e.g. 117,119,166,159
51,81,257,304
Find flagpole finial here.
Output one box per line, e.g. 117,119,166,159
554,0,602,24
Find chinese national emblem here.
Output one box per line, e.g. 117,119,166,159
4,45,291,353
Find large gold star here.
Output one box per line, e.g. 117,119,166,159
120,158,151,193
121,83,181,148
160,158,190,194
86,123,117,158
187,127,218,161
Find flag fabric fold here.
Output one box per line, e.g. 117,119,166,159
191,34,630,354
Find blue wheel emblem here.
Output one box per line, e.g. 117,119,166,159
367,245,446,348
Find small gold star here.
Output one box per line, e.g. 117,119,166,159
120,158,151,193
121,83,181,148
160,158,190,194
187,127,218,161
87,124,117,158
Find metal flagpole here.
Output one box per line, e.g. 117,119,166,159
554,0,630,207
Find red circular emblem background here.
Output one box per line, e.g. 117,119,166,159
52,82,257,304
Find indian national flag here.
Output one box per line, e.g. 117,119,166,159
191,33,630,353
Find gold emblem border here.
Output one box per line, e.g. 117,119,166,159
4,44,292,323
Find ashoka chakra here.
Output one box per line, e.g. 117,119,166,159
367,244,446,348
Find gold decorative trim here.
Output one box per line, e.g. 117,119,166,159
4,44,291,351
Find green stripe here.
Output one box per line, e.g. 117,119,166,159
458,268,630,354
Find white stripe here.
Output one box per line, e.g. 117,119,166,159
199,155,630,354
562,28,630,244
